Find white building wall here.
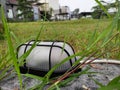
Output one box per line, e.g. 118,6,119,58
33,6,39,20
60,6,70,13
37,0,59,11
48,0,59,10
37,0,48,3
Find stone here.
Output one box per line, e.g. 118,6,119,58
0,63,120,90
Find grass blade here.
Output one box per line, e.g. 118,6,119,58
108,75,120,86
18,25,44,65
98,84,120,90
24,74,44,81
89,77,104,87
44,52,82,80
1,6,23,88
10,31,20,45
95,0,111,18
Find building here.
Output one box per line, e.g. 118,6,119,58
54,6,71,20
34,0,59,11
6,0,18,19
0,0,70,21
0,0,18,19
0,0,7,16
34,0,60,20
48,0,59,11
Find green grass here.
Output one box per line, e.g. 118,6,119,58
1,19,120,60
1,19,119,59
1,0,120,89
8,19,110,50
0,6,120,90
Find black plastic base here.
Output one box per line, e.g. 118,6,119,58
20,67,81,78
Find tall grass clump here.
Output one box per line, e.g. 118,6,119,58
0,8,4,40
0,6,23,89
39,0,120,89
25,0,120,90
0,0,120,90
0,5,44,89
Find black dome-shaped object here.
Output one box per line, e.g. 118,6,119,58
17,40,80,77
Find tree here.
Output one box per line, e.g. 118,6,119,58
17,0,34,21
40,11,51,21
92,5,103,19
73,8,79,15
91,0,120,19
101,0,119,9
92,2,109,19
72,8,79,18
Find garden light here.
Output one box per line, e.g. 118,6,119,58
17,40,79,77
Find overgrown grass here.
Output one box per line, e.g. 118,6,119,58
0,0,120,90
0,18,120,89
1,19,119,59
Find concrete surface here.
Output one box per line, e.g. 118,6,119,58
0,62,120,90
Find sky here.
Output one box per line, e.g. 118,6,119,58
59,0,113,12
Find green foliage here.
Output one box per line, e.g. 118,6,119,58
0,33,4,40
92,0,120,89
0,54,12,81
105,0,120,9
73,8,79,15
95,0,110,18
92,3,109,19
0,0,120,90
98,76,120,90
92,9,105,19
40,11,52,21
0,5,4,40
1,6,23,89
17,0,33,21
92,0,120,19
